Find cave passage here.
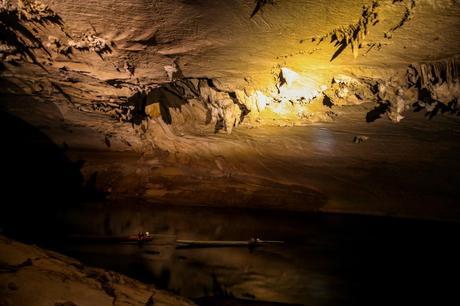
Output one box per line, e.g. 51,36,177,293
2,0,460,305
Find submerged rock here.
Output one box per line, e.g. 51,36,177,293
353,135,369,143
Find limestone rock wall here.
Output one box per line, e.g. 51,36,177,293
1,0,460,219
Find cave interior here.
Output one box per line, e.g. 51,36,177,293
1,1,460,306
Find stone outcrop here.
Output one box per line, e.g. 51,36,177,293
0,235,195,306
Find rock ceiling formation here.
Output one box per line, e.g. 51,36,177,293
1,0,460,219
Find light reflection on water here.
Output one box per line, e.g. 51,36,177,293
311,128,336,154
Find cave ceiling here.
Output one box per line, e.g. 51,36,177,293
1,0,460,219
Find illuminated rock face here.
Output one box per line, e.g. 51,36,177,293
2,0,460,126
1,0,460,219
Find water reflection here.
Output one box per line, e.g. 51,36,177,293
311,127,336,154
41,201,460,306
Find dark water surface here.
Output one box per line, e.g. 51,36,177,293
11,201,459,306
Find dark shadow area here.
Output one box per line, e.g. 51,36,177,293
121,82,191,126
365,102,389,122
0,9,47,66
195,297,302,306
120,78,250,133
415,87,460,119
146,85,189,125
0,5,64,68
40,203,460,306
330,40,348,62
0,109,85,240
229,91,251,126
250,0,275,18
213,117,225,133
125,90,148,125
195,273,302,305
323,94,334,108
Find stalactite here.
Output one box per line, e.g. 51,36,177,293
315,1,380,61
384,0,416,39
411,56,460,88
408,56,460,117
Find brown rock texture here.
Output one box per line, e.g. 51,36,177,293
1,0,460,219
0,235,195,306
